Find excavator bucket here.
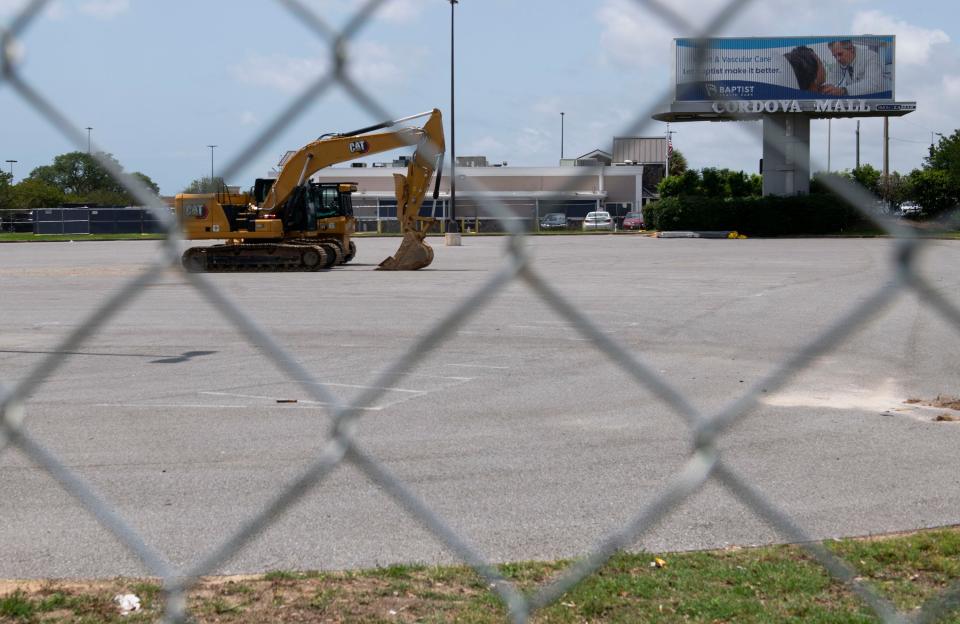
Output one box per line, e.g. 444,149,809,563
377,231,434,271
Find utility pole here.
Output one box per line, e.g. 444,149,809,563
446,0,461,244
855,120,861,169
208,145,217,193
560,112,565,161
4,159,15,178
85,127,93,154
883,117,890,202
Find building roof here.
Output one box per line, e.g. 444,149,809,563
577,149,613,160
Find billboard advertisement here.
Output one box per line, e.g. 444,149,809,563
675,36,895,103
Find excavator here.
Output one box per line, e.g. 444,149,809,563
174,109,445,272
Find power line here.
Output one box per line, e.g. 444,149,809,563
889,137,930,145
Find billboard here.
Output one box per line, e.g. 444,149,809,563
675,36,895,103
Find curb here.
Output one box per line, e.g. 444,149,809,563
657,231,735,239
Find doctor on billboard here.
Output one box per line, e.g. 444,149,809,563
675,36,894,102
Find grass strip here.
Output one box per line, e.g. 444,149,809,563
1,527,959,623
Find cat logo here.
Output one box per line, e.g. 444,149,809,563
348,140,370,154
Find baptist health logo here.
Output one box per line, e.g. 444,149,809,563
705,83,755,98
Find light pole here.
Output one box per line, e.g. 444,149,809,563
446,0,461,243
85,127,93,154
560,112,565,161
856,120,861,169
207,145,217,192
4,159,15,178
827,118,832,173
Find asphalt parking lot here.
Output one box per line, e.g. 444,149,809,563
1,235,959,578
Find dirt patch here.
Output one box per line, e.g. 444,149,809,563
903,395,960,421
0,571,489,623
929,395,960,410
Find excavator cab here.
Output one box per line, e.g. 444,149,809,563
311,183,354,220
275,182,355,233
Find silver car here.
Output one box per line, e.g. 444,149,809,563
582,211,613,231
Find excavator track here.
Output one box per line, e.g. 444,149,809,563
181,242,330,273
344,240,357,263
290,238,345,268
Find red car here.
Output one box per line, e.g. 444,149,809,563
621,211,645,230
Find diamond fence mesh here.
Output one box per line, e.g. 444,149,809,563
1,0,959,622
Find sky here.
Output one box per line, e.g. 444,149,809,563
1,0,958,196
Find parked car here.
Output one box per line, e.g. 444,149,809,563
621,211,645,230
582,211,613,231
539,212,568,230
898,202,922,216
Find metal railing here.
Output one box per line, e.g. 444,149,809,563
2,1,959,622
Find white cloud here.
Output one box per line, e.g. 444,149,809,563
239,111,258,127
79,0,129,19
512,127,553,159
231,53,325,93
595,0,824,70
44,1,66,19
596,0,675,69
532,97,563,117
231,41,417,93
851,10,949,66
466,136,505,155
0,0,21,15
943,75,960,99
375,0,429,23
345,41,411,84
300,0,428,24
0,0,66,20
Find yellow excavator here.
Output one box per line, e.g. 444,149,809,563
174,109,445,272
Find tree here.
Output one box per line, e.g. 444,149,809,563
851,164,882,196
699,167,726,197
658,169,700,197
926,130,960,177
657,167,762,199
668,149,688,177
183,177,227,194
912,130,960,217
906,169,954,216
0,171,13,210
131,172,160,195
28,151,125,198
12,178,65,209
26,151,160,206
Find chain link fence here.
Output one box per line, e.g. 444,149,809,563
2,0,960,622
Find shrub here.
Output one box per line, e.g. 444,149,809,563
645,194,868,236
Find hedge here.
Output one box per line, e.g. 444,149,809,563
644,194,869,236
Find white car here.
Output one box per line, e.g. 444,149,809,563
582,211,613,231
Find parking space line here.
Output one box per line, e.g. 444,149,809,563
319,382,425,394
95,403,249,409
201,391,396,408
404,373,475,381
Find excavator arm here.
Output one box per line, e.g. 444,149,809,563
261,109,445,270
